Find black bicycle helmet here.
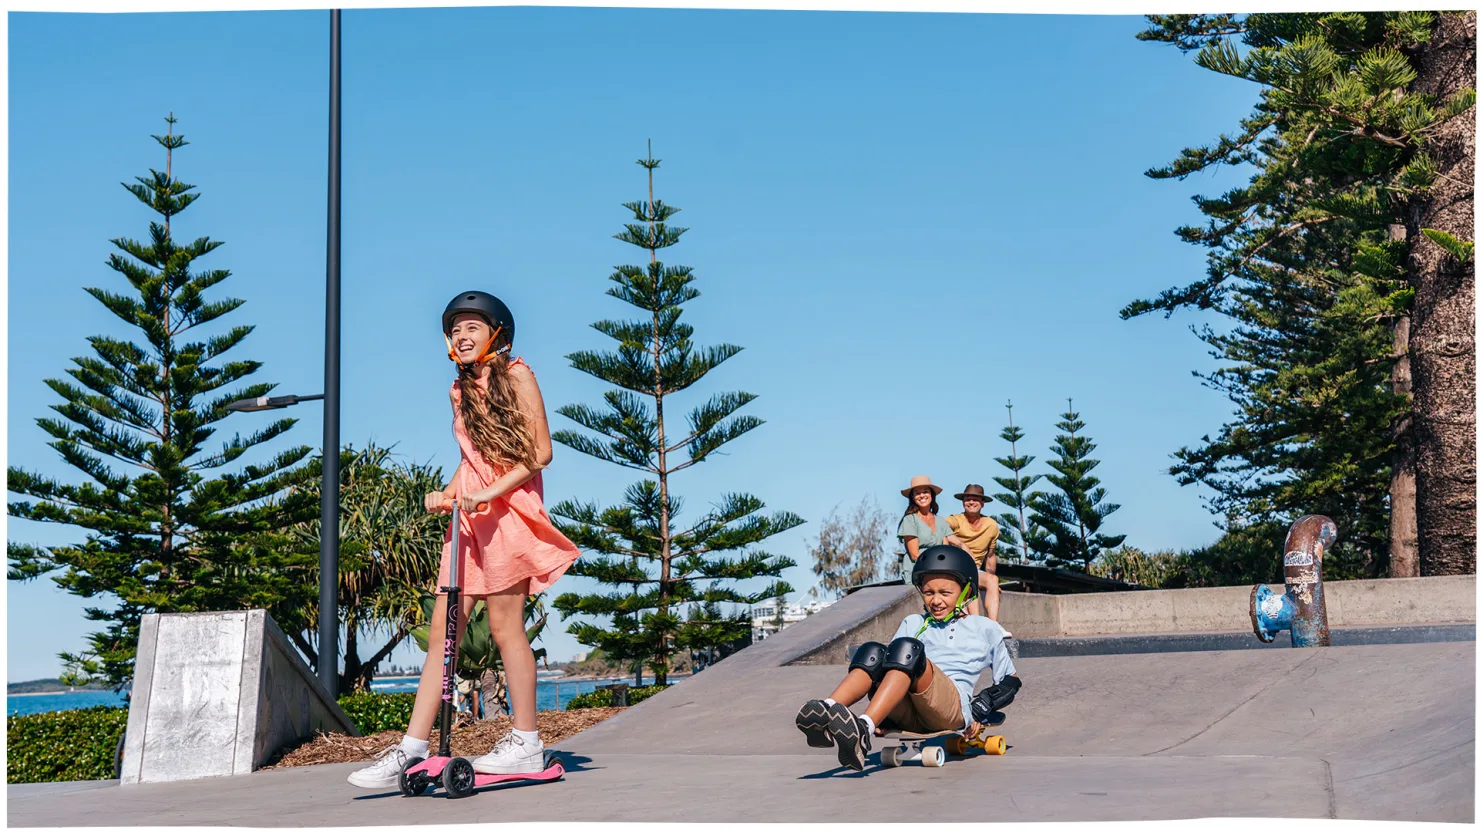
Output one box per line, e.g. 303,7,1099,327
443,291,515,343
442,291,515,370
911,545,979,599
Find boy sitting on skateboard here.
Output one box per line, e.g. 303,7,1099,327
795,545,1021,770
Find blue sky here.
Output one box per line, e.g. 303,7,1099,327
6,7,1260,680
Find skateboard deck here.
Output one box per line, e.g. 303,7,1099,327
400,753,565,798
879,711,1006,767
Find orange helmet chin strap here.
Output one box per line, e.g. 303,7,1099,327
445,326,509,371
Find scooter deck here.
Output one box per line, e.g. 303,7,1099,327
407,755,565,782
402,754,565,796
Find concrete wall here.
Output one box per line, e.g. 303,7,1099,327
705,576,1473,672
999,574,1476,638
121,610,357,785
715,584,919,669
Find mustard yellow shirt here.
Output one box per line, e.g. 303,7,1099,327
946,513,999,568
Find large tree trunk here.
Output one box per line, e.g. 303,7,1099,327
1389,312,1419,578
1406,11,1477,576
341,626,362,694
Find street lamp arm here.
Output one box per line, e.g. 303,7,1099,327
225,393,327,412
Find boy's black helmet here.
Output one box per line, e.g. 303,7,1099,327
911,545,978,598
442,291,515,346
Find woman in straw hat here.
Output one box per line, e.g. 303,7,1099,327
946,484,1001,620
897,475,964,566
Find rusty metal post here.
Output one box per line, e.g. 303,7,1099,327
1250,515,1338,647
600,683,630,707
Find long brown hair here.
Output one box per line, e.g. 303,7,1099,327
456,344,538,469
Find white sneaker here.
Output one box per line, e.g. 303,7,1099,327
347,745,412,789
471,732,544,775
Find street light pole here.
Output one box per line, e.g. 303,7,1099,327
320,7,342,698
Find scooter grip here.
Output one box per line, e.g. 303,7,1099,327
442,496,489,513
439,498,487,512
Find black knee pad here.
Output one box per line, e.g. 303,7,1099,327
848,641,888,685
882,637,927,681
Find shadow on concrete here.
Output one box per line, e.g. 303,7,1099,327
547,752,598,773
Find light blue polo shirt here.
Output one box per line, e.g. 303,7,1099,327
893,613,1016,731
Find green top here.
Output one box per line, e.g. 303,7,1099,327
897,512,952,550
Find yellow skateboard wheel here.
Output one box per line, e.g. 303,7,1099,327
984,735,1006,755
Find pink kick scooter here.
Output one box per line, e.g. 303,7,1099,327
398,500,566,799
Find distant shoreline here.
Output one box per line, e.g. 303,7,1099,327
9,672,661,696
8,690,117,698
7,683,115,696
371,673,631,685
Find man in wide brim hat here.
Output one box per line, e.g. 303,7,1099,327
953,483,994,504
947,483,1003,624
900,475,944,498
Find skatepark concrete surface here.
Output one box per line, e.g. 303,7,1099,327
9,586,1475,825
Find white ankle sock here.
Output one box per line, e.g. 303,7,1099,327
400,736,429,756
859,714,876,735
513,728,539,745
823,698,837,706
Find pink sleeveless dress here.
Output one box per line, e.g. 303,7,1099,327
435,358,581,596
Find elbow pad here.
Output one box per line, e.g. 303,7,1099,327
970,675,1021,722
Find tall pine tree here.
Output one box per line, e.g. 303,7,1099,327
550,145,802,686
7,117,318,687
1159,228,1406,574
991,401,1046,563
1027,401,1125,570
1127,12,1475,575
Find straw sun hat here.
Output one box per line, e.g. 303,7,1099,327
900,475,944,498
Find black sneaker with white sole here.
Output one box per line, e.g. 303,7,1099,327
825,702,872,771
795,699,835,748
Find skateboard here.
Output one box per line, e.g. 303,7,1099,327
399,752,566,799
879,711,1006,768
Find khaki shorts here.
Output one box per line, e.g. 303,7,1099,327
881,660,964,733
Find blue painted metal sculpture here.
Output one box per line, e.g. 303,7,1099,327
1250,515,1339,648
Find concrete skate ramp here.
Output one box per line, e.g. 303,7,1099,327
562,643,1473,822
563,584,1474,823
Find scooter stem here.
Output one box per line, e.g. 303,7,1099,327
437,500,462,760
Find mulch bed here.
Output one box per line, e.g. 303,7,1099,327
260,707,626,770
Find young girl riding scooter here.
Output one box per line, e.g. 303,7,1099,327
349,291,581,788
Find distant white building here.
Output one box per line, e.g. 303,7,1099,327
751,598,832,642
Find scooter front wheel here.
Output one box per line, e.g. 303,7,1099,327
443,757,476,799
399,757,429,797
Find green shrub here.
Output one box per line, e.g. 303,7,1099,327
565,684,668,710
1088,547,1185,589
9,691,419,784
7,706,127,784
336,691,417,735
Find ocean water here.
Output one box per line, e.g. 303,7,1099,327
7,690,128,716
7,675,667,717
368,675,628,712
